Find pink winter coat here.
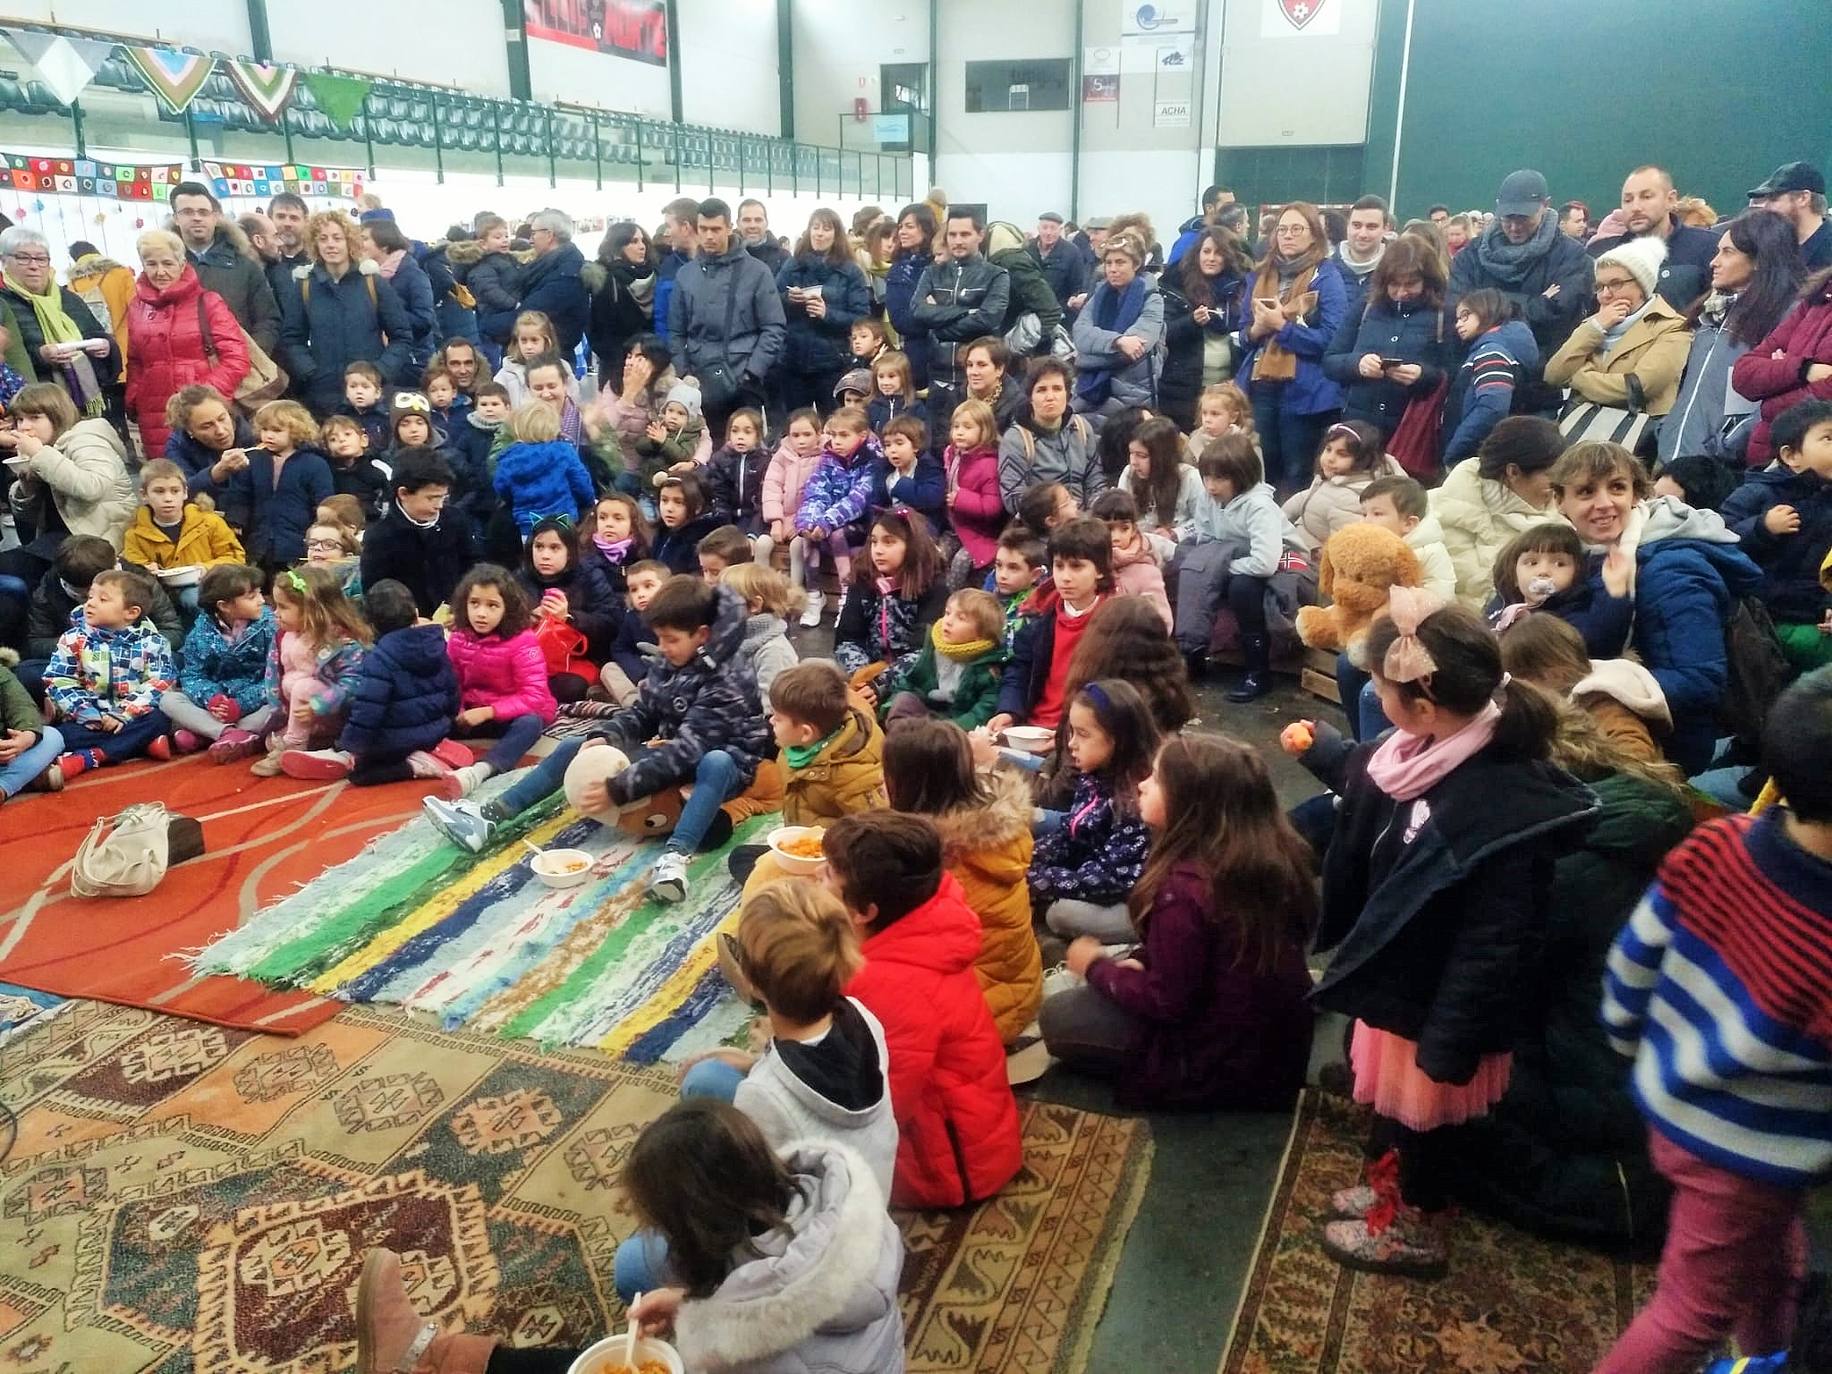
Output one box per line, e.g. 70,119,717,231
445,627,557,724
1730,278,1832,466
1110,540,1173,629
761,438,824,524
946,443,1004,568
124,266,250,455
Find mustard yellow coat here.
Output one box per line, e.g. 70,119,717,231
930,767,1040,1044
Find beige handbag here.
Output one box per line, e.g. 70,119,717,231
69,802,171,898
196,297,289,408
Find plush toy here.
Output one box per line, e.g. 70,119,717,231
1295,523,1423,659
561,741,688,838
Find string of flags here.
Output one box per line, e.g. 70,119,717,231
0,152,362,203
2,28,373,130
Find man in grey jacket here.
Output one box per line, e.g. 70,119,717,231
913,209,1011,429
170,181,282,355
669,196,787,439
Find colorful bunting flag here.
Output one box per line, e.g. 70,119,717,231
122,46,215,115
5,32,116,107
302,72,372,131
224,58,298,123
0,152,182,200
198,159,364,202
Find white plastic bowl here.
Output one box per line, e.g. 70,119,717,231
566,1334,685,1374
1001,725,1055,755
766,825,828,876
531,847,594,888
154,564,203,588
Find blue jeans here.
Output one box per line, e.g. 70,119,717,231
0,725,62,796
1334,654,1391,741
464,712,546,775
58,708,170,765
1250,390,1338,492
493,738,744,854
612,1058,743,1302
493,736,582,815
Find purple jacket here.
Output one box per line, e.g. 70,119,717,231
1085,862,1314,1110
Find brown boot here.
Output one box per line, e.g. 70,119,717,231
356,1249,497,1374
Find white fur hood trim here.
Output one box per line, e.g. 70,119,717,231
292,258,380,280
671,1139,891,1370
1572,657,1673,729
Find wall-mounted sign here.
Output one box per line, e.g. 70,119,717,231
1121,2,1194,37
524,0,669,67
1154,98,1192,127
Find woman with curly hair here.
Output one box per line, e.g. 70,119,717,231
277,209,416,413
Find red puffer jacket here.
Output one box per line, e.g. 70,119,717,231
1730,277,1832,466
846,871,1024,1207
445,627,558,724
124,266,249,455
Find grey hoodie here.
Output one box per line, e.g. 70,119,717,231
736,611,799,702
672,1140,906,1374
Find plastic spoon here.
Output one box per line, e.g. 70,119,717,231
522,839,545,859
626,1292,643,1365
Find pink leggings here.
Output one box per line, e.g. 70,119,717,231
1594,1128,1807,1373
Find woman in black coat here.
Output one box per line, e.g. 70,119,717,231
278,210,415,414
777,209,872,413
586,221,657,391
1159,226,1252,429
1322,234,1457,444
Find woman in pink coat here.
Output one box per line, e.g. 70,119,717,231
123,229,249,456
440,565,558,799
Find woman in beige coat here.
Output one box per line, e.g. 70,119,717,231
3,381,135,552
1428,415,1567,608
1544,236,1692,417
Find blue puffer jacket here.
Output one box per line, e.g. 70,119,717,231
777,255,872,381
178,605,277,714
338,622,459,758
279,261,415,411
493,439,597,537
518,241,590,356
384,251,439,373
593,583,771,802
217,446,335,565
166,415,257,496
884,249,933,389
1322,294,1457,434
1234,257,1349,417
1721,466,1832,624
1597,503,1762,774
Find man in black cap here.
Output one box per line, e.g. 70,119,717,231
1448,168,1593,416
1750,161,1831,271
1586,165,1721,308
1031,212,1088,311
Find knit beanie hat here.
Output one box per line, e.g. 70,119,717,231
663,380,702,421
389,390,433,430
1595,236,1667,299
563,743,631,817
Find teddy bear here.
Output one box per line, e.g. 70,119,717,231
1295,523,1423,660
561,742,686,838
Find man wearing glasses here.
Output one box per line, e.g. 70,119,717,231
1448,168,1594,417
170,181,282,355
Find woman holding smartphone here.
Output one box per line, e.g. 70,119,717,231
1322,234,1457,450
1232,202,1348,493
777,208,871,414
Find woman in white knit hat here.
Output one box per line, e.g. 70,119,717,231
1544,235,1693,425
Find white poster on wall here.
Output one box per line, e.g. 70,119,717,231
1085,46,1121,76
1154,99,1192,127
1121,2,1195,38
1261,0,1342,37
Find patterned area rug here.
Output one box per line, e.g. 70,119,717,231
196,792,777,1060
1219,1091,1653,1373
0,999,1151,1373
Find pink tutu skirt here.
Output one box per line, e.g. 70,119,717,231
1350,1022,1512,1131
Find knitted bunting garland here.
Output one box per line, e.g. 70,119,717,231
121,45,215,114
224,58,298,123
5,32,115,107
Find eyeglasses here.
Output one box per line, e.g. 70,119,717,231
1274,225,1308,236
1594,276,1638,293
305,539,345,552
5,253,49,265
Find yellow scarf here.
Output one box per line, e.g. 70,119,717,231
931,619,998,662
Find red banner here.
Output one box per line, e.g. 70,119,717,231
523,0,668,68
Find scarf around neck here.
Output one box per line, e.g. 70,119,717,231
1364,700,1501,802
785,723,843,771
14,277,102,414
1337,239,1385,278
1472,212,1560,286
1075,276,1148,401
593,534,633,561
1249,253,1320,384
931,618,998,662
1600,299,1653,355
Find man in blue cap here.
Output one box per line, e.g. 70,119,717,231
1448,168,1594,416
1750,161,1831,271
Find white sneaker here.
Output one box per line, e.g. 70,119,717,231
649,850,689,903
798,590,825,628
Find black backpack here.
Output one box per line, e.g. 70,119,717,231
1719,596,1794,760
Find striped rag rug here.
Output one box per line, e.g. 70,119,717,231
193,786,775,1062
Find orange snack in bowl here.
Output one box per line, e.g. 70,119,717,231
779,831,826,859
1280,722,1315,755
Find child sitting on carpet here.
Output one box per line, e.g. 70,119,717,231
0,652,61,801
121,459,245,594
721,562,800,701
992,527,1048,650
598,558,668,707
821,810,1023,1209
442,564,557,799
45,568,176,780
772,662,888,826
614,880,897,1303
875,587,1009,729
251,565,369,778
160,563,278,762
832,506,948,697
353,1101,904,1374
280,579,465,784
423,578,771,904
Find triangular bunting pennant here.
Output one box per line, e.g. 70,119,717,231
122,46,215,114
302,72,372,131
6,32,115,108
224,58,297,123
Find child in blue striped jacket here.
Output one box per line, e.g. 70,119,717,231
1597,669,1832,1374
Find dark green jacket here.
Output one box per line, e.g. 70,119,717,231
879,638,1007,730
990,245,1063,345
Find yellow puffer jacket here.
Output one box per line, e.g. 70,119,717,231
930,767,1040,1044
782,703,887,825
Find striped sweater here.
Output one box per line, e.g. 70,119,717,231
1602,810,1832,1187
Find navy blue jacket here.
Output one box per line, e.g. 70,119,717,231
777,255,872,381
165,415,258,497
218,446,334,564
279,264,414,412
1721,467,1832,624
1587,220,1721,312
516,554,621,662
519,242,590,356
705,443,768,529
384,252,439,373
1323,295,1457,436
446,417,500,541
884,248,934,389
337,622,459,759
469,250,523,343
651,510,724,577
417,241,475,344
870,452,947,533
1448,220,1594,415
866,394,928,438
650,248,691,346
361,502,476,617
1233,257,1349,417
1033,237,1090,308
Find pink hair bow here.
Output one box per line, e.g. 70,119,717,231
1381,585,1447,685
